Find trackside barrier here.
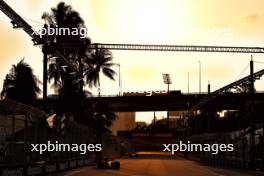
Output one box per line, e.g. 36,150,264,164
0,157,95,175
179,152,263,171
200,158,264,171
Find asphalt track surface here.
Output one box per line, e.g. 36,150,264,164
56,152,264,176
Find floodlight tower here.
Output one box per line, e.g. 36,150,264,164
163,73,172,129
163,73,172,94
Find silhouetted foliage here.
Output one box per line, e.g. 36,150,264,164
1,59,41,105
43,2,90,90
93,101,116,132
43,2,91,120
84,48,116,96
86,100,116,162
42,2,116,131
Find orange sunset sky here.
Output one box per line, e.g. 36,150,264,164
1,0,264,122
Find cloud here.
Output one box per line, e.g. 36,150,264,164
243,14,260,23
0,24,25,69
177,64,232,82
205,65,233,80
127,65,155,81
25,0,43,9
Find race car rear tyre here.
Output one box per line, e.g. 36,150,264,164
97,162,104,169
111,161,120,169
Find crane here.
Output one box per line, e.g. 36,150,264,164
0,0,78,73
0,0,82,107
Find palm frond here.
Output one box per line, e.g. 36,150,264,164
102,67,116,80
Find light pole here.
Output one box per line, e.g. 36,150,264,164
208,80,211,94
249,57,255,169
43,24,48,110
163,73,172,129
199,60,201,94
187,72,190,94
153,110,156,128
116,64,121,96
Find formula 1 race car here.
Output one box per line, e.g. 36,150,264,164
97,159,120,169
129,153,138,158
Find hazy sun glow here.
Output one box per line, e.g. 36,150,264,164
1,0,264,123
120,0,191,42
90,0,191,43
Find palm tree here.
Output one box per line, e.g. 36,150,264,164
84,48,116,96
42,3,117,142
43,2,91,120
1,59,41,105
43,2,91,92
84,48,116,160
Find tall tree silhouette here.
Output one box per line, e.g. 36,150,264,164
43,2,91,118
42,2,90,89
1,59,41,105
43,3,117,134
84,48,116,96
84,48,117,148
